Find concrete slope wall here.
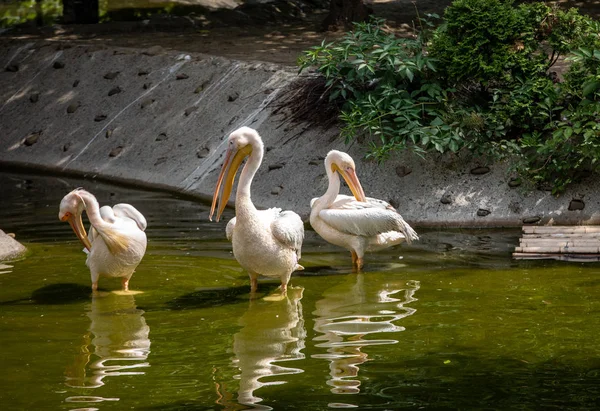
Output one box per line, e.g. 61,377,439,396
1,41,599,227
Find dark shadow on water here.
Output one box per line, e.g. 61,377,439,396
0,283,91,305
164,285,278,311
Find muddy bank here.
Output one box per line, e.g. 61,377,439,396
1,41,599,228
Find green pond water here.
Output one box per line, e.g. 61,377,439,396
1,171,600,410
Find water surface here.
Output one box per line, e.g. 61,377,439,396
1,171,599,410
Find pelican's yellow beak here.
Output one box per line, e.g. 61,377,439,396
209,144,252,222
334,164,367,202
62,211,92,251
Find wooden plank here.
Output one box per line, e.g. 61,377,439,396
522,233,600,239
515,246,600,253
522,226,600,234
513,252,600,262
520,240,600,247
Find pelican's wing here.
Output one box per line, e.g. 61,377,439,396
225,217,236,241
270,208,305,258
330,195,395,211
84,206,115,254
112,203,147,231
320,203,419,244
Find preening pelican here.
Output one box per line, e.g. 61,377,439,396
210,127,304,294
59,188,147,291
310,150,418,270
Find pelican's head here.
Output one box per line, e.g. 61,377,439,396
59,188,92,251
210,127,263,222
325,150,367,202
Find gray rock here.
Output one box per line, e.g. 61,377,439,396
568,199,585,211
176,73,189,80
196,147,210,158
471,166,490,175
0,229,27,261
271,186,282,195
5,64,18,72
67,102,80,113
53,61,65,69
108,86,122,96
109,146,123,157
523,216,541,224
104,71,119,80
184,106,198,116
29,92,39,103
268,163,285,171
440,193,453,204
23,131,41,146
477,208,491,217
94,114,107,122
396,165,412,177
508,178,521,188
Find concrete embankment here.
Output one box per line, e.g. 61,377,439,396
1,40,599,228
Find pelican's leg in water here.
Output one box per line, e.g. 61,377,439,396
121,277,130,291
351,250,364,271
249,272,258,293
91,281,98,292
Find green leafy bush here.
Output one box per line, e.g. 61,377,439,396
298,0,600,194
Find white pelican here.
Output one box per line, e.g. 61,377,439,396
210,126,304,294
310,150,418,270
59,188,147,292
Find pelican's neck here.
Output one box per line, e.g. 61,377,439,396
312,167,341,215
78,191,108,229
235,143,263,216
323,168,341,205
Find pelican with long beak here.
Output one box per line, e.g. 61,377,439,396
210,126,304,294
59,188,147,292
310,150,418,270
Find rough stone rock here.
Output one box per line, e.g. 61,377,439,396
109,146,124,157
67,102,80,113
105,129,113,139
196,147,210,158
568,199,585,211
440,193,453,204
471,166,490,175
184,106,198,116
5,64,18,72
29,92,39,103
104,71,120,80
156,132,167,141
508,178,521,188
94,114,107,122
477,208,491,217
0,229,27,261
63,142,71,152
228,92,239,102
138,69,150,76
73,79,80,87
523,216,541,224
23,131,41,146
176,73,189,80
396,165,412,177
53,61,65,69
268,163,285,171
108,86,122,96
271,186,282,195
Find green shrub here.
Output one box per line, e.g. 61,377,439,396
298,0,600,194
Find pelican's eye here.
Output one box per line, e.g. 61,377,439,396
60,211,72,222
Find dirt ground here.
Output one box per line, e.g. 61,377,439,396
1,0,599,66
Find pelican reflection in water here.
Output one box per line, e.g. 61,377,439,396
313,275,420,397
65,292,151,390
216,287,306,410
